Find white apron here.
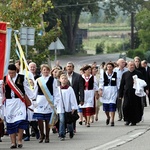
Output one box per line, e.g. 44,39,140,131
4,98,26,123
34,95,52,114
100,86,117,104
82,90,95,108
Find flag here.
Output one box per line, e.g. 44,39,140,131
0,22,7,80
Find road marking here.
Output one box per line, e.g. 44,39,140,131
89,139,121,150
89,128,149,150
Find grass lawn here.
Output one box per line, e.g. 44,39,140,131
83,37,126,52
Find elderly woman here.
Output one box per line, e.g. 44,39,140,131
33,64,60,143
99,62,118,126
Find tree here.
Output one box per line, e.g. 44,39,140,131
44,0,101,54
44,0,148,54
135,9,150,51
0,0,61,64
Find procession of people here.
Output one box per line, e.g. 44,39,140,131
0,57,149,149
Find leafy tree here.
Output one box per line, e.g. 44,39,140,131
135,9,150,51
0,0,61,65
44,0,149,54
44,0,101,54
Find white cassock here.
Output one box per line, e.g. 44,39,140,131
56,86,78,113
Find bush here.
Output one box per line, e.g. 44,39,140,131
126,49,134,58
133,49,145,60
127,49,145,60
106,43,120,53
95,41,105,54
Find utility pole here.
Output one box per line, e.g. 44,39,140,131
131,12,134,49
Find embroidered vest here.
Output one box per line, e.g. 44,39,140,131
4,74,25,99
83,76,94,90
104,72,117,86
37,76,54,95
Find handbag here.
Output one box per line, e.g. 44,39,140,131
64,112,73,124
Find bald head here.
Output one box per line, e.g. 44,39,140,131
117,58,126,69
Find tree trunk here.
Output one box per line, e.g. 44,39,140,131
61,9,82,54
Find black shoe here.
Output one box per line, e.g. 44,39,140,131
130,123,136,126
111,122,114,126
10,144,17,149
0,138,2,142
118,118,122,121
45,139,49,143
69,132,74,139
79,121,82,125
125,121,130,126
106,118,110,125
31,132,35,137
52,127,57,134
39,134,45,143
18,144,23,148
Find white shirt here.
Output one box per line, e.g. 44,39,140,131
114,67,128,89
67,72,73,85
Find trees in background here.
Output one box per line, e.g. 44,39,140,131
0,0,149,58
0,0,61,65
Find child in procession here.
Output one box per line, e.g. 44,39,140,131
57,74,78,141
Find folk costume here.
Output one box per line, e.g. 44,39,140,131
99,71,118,106
33,76,59,119
81,74,99,126
33,75,60,143
99,67,118,126
4,74,32,134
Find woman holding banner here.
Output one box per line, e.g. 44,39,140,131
33,64,60,143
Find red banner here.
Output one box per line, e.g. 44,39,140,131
0,22,7,80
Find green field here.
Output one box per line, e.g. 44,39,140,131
79,23,130,31
83,37,128,53
79,23,130,54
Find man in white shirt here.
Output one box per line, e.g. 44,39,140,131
114,59,128,121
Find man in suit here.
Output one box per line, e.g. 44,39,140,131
141,60,150,105
66,62,84,131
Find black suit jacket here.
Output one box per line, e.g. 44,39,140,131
69,72,84,104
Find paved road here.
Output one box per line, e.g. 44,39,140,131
51,53,122,72
2,54,149,150
1,105,150,150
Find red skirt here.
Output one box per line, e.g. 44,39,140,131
83,99,96,117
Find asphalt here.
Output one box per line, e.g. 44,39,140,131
1,102,150,150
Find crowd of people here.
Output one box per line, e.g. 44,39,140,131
0,56,149,149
